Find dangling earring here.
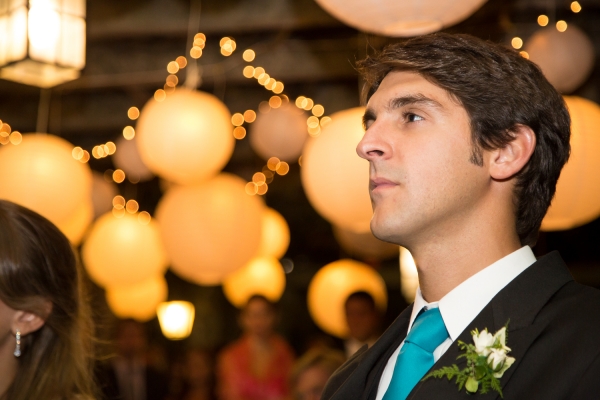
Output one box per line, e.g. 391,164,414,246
14,329,21,357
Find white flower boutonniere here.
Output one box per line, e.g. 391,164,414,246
423,322,515,398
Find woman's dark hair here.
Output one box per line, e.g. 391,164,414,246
357,33,571,246
0,200,96,400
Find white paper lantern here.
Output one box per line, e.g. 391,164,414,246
91,172,118,218
314,0,486,37
56,199,93,246
113,136,154,182
249,104,308,162
541,96,600,230
307,259,387,338
256,208,290,259
136,89,234,185
222,257,286,308
82,212,169,287
525,25,595,93
301,107,372,233
0,133,92,226
399,247,419,302
106,275,168,322
156,173,264,285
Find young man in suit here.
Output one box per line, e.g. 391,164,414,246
322,33,600,399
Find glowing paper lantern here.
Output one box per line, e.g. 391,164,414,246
156,173,264,285
333,226,399,261
91,172,118,218
56,200,93,245
105,275,168,322
307,259,387,338
113,136,154,182
157,301,195,340
0,0,86,87
256,208,290,259
301,107,372,233
314,0,486,37
249,104,308,162
525,26,594,93
541,96,600,230
136,89,234,185
82,212,168,287
223,257,286,308
399,247,419,302
0,133,92,226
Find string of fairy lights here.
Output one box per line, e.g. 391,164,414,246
510,0,583,58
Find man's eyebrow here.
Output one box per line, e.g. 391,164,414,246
387,94,444,111
362,108,376,129
363,94,444,128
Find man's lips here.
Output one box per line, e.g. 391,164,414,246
370,177,397,192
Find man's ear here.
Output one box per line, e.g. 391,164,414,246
12,302,52,336
488,124,536,180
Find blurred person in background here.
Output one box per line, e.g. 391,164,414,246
344,291,382,357
0,200,96,400
99,319,169,400
216,295,295,400
172,349,215,400
289,348,345,400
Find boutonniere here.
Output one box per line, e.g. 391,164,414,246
423,322,514,398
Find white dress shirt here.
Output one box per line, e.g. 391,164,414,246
375,246,537,400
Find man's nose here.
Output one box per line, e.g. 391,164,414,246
356,123,390,161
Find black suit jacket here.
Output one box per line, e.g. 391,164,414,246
322,252,600,399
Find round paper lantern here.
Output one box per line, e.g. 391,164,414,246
136,89,234,185
249,104,308,162
0,133,92,226
399,247,419,302
105,275,168,322
314,0,486,37
156,173,264,285
91,172,118,218
56,200,93,245
301,107,372,233
222,257,286,308
307,259,387,338
82,212,169,287
113,136,154,182
333,225,399,261
525,25,594,93
541,96,600,230
256,208,290,259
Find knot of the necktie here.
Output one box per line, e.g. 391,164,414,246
405,307,449,353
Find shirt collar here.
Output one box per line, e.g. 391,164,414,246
407,246,537,340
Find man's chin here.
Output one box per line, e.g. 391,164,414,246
370,221,400,245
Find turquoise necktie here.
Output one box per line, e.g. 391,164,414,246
382,307,449,400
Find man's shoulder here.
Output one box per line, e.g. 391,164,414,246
540,279,600,329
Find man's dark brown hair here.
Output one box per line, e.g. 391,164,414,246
357,33,571,246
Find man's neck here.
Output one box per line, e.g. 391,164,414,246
410,213,522,302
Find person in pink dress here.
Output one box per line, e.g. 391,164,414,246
216,295,294,400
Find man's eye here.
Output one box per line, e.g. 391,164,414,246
405,113,424,122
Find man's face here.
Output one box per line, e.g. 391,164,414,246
357,71,488,247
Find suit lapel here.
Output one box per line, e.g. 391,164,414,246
408,251,573,399
330,305,413,400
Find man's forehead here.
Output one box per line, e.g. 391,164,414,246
367,70,458,111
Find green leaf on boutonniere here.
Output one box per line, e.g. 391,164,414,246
423,321,513,398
